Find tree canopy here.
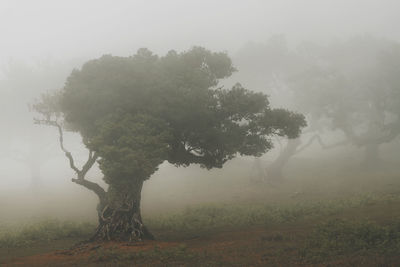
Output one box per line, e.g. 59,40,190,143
34,47,305,240
36,47,305,182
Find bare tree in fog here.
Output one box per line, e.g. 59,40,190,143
33,47,305,242
292,36,400,167
235,35,400,182
234,36,318,182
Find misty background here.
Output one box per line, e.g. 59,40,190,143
1,0,400,224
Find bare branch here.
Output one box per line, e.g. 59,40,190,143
71,178,106,203
35,119,80,174
339,120,400,147
294,134,349,155
80,151,98,179
35,118,106,198
322,139,350,149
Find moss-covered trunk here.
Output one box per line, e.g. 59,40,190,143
92,179,154,241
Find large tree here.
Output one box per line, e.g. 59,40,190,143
34,47,305,241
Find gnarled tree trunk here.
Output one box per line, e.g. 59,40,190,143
92,179,154,241
266,138,301,182
38,120,155,242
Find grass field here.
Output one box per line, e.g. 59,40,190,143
1,191,400,266
1,157,400,266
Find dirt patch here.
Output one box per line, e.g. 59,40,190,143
1,225,311,266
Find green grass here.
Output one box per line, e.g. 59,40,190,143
0,219,95,248
1,192,399,249
147,192,400,235
300,219,400,263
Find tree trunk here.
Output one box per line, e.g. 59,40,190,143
362,143,380,168
92,179,154,241
266,138,301,182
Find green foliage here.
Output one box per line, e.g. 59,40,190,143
301,219,400,262
90,112,172,182
0,219,95,248
147,193,400,235
34,47,305,189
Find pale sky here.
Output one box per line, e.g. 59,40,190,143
0,0,399,62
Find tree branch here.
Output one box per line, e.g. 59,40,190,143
339,120,400,147
71,178,106,203
35,118,106,199
294,134,349,155
80,150,98,179
35,119,80,174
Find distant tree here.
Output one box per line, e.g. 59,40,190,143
235,36,400,182
234,36,320,182
291,37,400,167
33,47,305,241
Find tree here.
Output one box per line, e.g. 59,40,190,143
233,36,320,182
234,36,400,181
291,36,400,167
33,47,306,241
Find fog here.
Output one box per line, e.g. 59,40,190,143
1,0,400,227
2,0,400,61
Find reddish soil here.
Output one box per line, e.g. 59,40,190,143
3,224,398,266
3,199,400,266
2,226,304,266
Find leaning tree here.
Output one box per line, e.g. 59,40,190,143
33,47,305,241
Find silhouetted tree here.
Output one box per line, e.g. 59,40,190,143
235,36,400,181
234,36,318,182
33,47,305,241
292,36,400,167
